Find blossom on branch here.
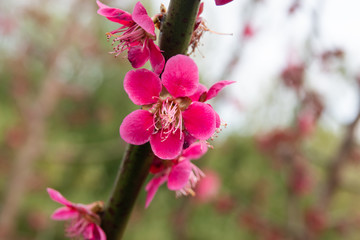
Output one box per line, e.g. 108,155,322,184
145,141,208,208
97,1,164,74
47,188,106,240
119,54,234,159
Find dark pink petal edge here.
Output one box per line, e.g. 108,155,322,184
132,2,155,36
189,84,208,102
206,80,235,101
215,0,234,6
94,224,107,240
148,40,165,75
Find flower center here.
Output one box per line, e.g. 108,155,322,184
153,97,183,142
106,23,149,56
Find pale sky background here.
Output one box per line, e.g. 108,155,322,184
152,0,360,136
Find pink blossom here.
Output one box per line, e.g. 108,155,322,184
188,79,235,130
145,141,208,208
119,55,232,159
195,169,220,203
215,0,234,6
97,1,164,74
47,188,106,240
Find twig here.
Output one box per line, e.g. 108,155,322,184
100,1,201,239
321,83,360,207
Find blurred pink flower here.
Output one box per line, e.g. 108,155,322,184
281,63,305,90
120,55,232,159
289,160,312,195
195,169,220,203
242,23,255,39
47,188,106,240
215,0,234,6
145,141,208,208
297,111,316,136
97,1,164,74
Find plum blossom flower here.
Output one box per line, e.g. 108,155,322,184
47,188,106,240
188,79,235,132
215,0,234,6
145,141,208,208
120,54,232,159
97,1,164,74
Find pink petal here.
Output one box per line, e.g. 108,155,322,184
215,110,221,128
215,0,234,6
206,80,235,101
47,188,73,207
145,174,167,208
93,224,107,240
51,207,78,220
148,40,165,75
120,110,154,145
128,44,150,69
83,224,94,239
124,68,161,105
167,160,192,191
182,102,216,140
162,55,199,98
96,0,133,26
181,141,208,160
132,2,155,36
188,84,208,102
150,129,184,159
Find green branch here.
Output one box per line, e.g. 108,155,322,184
101,0,200,239
101,143,153,239
159,0,201,59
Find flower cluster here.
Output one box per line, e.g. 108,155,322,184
97,1,164,74
48,1,235,238
120,54,234,159
97,1,234,207
47,188,106,240
145,141,208,207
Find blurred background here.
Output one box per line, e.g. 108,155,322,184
1,0,360,239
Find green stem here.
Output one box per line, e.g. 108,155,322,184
101,143,153,239
101,0,200,239
159,0,201,59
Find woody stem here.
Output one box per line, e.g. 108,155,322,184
100,1,200,239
